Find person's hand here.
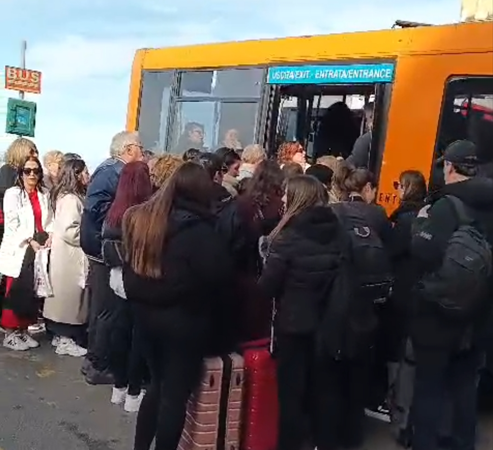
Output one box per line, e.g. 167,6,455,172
30,240,42,252
417,205,431,218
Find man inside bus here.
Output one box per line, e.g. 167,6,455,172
346,102,374,168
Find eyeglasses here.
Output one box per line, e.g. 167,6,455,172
23,168,41,176
393,181,401,190
126,143,143,151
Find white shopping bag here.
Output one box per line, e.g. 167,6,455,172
34,248,53,298
109,267,126,299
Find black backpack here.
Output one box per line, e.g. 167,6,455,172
419,195,492,320
317,229,379,360
332,202,393,304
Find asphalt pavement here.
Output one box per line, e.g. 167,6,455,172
0,334,492,450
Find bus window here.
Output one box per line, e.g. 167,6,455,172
180,68,264,98
169,100,259,153
162,68,264,153
171,101,216,154
217,102,258,149
138,71,174,151
430,77,493,191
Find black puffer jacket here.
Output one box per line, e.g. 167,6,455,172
338,196,393,246
383,201,424,357
123,199,239,353
258,206,344,334
389,201,424,318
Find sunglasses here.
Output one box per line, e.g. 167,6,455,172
23,167,41,176
393,181,401,190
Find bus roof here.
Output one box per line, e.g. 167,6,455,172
134,21,493,71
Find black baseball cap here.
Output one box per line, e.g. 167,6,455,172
439,140,479,165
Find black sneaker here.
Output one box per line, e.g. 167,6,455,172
84,366,114,385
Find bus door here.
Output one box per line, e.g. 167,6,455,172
259,62,395,178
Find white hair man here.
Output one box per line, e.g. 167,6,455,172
80,130,143,385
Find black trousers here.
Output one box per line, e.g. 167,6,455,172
86,260,118,372
133,307,205,450
412,346,483,450
110,299,147,396
276,333,369,450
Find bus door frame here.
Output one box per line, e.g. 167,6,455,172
256,70,281,155
369,82,393,182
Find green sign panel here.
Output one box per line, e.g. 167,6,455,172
5,97,36,137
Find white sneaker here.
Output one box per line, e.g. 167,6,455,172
55,338,87,357
3,332,29,351
51,336,60,347
111,387,127,405
20,332,40,348
124,391,145,413
28,322,45,334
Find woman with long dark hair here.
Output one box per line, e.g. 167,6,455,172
122,162,235,450
102,161,153,413
0,155,53,351
44,159,90,357
217,159,284,340
215,147,241,196
388,170,427,445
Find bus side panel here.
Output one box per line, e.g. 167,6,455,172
126,50,146,132
138,22,493,72
377,51,493,213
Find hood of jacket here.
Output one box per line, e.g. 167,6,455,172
284,205,342,246
168,199,215,238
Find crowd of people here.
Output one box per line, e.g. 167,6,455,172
0,131,492,450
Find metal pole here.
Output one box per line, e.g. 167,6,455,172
19,40,26,100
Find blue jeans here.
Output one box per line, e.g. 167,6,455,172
412,345,483,450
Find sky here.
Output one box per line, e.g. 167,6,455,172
0,0,460,169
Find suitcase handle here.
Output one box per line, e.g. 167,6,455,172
241,338,270,350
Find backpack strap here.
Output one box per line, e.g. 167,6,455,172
445,195,474,226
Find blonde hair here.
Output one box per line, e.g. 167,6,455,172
316,155,338,169
43,150,64,168
241,144,266,165
269,175,327,241
5,138,38,167
151,154,184,188
316,156,348,202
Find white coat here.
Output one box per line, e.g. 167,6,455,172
0,186,54,278
43,193,88,325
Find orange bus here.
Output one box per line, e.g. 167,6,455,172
127,20,493,209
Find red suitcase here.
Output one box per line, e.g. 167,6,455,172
179,354,244,450
241,338,279,450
